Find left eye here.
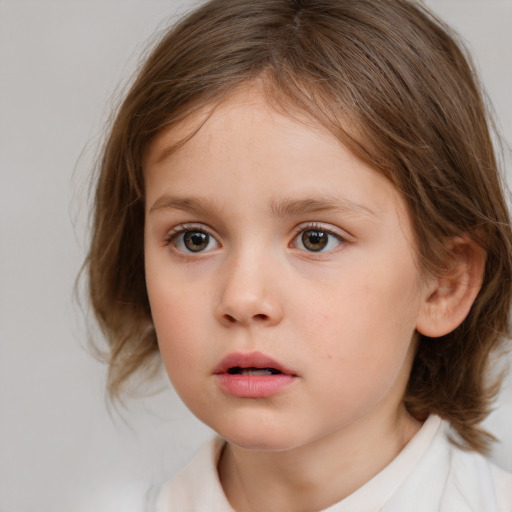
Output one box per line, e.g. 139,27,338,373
172,230,219,253
293,228,342,253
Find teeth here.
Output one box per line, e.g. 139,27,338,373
240,368,273,376
227,367,282,376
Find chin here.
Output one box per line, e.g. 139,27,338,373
212,419,305,452
189,397,311,451
224,432,298,452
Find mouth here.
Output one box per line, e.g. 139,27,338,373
214,351,297,398
214,351,295,376
226,367,283,376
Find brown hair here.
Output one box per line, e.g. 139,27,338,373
87,0,512,453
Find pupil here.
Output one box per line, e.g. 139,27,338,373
184,231,209,252
302,230,328,251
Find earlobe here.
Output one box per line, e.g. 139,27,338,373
416,237,486,338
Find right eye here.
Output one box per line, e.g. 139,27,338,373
169,229,220,253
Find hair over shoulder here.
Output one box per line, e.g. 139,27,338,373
87,0,512,453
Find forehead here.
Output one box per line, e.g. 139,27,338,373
145,87,284,167
145,89,370,196
145,82,364,169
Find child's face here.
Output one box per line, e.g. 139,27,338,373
144,89,431,451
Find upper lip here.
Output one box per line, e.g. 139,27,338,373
213,351,296,375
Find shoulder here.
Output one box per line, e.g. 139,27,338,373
449,448,512,512
155,437,233,512
489,463,512,512
436,423,512,512
383,416,512,512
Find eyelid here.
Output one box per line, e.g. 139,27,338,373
291,222,348,241
166,222,205,238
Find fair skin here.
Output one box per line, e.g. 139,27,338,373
143,88,475,511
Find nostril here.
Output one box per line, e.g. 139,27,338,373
254,314,268,321
225,314,237,323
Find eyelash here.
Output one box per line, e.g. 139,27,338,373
164,222,346,255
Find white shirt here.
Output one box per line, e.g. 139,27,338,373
155,415,512,511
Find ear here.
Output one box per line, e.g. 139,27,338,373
416,236,486,338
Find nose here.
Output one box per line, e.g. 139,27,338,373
215,251,284,328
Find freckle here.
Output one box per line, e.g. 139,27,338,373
327,354,332,359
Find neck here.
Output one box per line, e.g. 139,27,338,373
218,406,422,512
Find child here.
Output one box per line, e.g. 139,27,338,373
87,0,512,510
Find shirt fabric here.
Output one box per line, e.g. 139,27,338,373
155,415,512,511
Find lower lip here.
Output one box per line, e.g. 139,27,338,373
216,374,296,398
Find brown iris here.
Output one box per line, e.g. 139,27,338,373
302,230,328,252
183,231,209,252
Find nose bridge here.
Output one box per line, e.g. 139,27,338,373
216,242,282,326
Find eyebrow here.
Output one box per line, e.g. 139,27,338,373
149,194,375,218
270,196,376,218
149,195,224,215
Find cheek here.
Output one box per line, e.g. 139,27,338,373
296,271,418,334
146,244,202,331
290,262,421,374
147,285,222,423
150,288,205,353
145,262,209,377
150,295,211,409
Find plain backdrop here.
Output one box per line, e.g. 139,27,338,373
1,1,511,511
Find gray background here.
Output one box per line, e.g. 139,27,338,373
1,1,511,511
